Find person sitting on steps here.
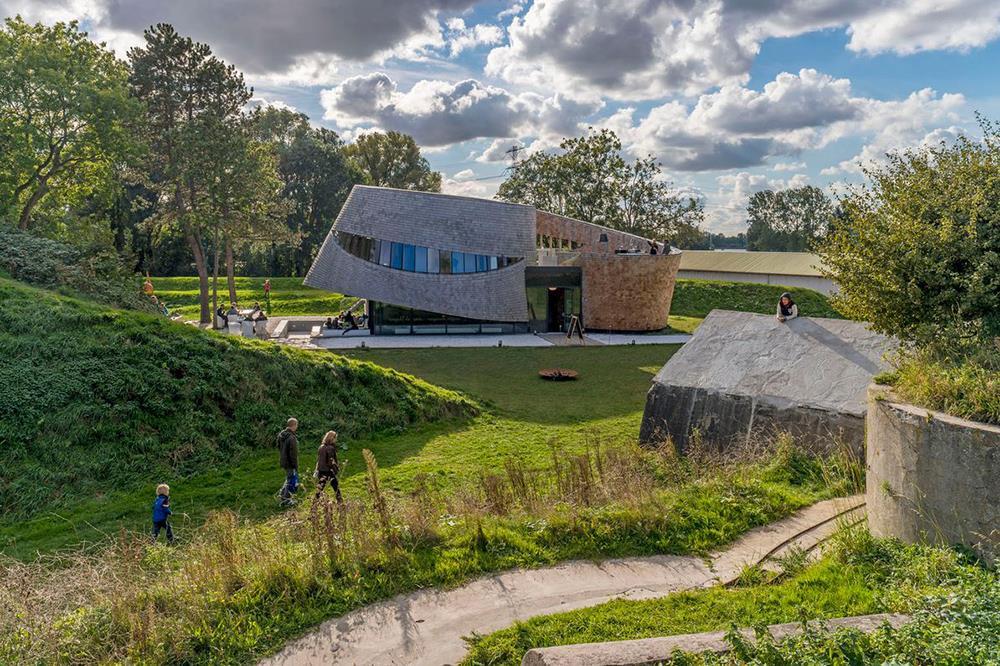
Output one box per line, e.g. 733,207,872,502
342,310,358,335
776,292,798,323
323,316,337,330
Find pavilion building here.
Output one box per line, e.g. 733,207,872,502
305,185,682,335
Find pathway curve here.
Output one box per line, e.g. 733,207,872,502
262,495,864,666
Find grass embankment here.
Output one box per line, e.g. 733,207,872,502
150,276,354,319
462,528,998,665
1,434,860,664
0,278,471,549
669,278,839,331
877,349,1000,426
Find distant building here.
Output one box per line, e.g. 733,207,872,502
677,250,835,295
305,185,683,334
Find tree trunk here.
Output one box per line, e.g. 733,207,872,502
17,181,49,230
225,237,237,304
211,225,221,330
187,230,211,324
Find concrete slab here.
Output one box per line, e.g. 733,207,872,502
639,310,896,453
282,333,690,350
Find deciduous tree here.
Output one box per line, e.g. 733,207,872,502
818,117,1000,345
0,17,141,231
746,185,832,251
498,129,703,244
345,131,441,191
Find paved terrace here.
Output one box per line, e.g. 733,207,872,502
279,331,691,349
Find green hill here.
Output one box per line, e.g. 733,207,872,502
0,277,473,519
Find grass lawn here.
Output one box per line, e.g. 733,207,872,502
2,344,680,558
150,276,354,319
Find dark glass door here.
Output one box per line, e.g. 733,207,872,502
547,287,566,332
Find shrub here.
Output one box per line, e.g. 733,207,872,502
817,116,1000,346
0,228,153,312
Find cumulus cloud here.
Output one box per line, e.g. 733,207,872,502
445,18,504,56
590,69,965,173
486,0,1000,99
7,0,477,82
321,73,601,148
441,175,501,198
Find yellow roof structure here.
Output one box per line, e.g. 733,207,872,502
678,250,826,277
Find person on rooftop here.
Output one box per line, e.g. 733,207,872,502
776,292,798,323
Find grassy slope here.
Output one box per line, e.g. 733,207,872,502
670,278,840,321
151,276,353,319
0,278,470,528
462,557,877,666
3,340,680,557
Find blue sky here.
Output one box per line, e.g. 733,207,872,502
8,0,1000,232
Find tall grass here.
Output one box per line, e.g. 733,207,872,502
0,435,861,664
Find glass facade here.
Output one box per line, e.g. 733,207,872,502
336,230,521,275
371,302,528,335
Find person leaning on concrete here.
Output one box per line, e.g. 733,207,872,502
314,430,343,503
277,418,300,505
776,292,798,323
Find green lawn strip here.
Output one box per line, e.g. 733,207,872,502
666,315,703,334
150,276,354,319
1,345,677,557
671,279,840,320
461,557,876,666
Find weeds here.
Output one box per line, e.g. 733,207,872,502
0,434,853,664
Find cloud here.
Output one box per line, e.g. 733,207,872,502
823,89,965,173
773,161,806,172
321,73,601,148
486,0,1000,99
845,0,1000,55
592,70,965,173
441,175,500,198
445,18,504,56
707,171,813,233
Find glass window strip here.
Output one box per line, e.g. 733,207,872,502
336,230,521,274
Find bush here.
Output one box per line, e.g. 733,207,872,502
0,228,153,312
883,346,999,425
817,117,1000,346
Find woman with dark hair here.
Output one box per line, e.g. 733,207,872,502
776,292,798,323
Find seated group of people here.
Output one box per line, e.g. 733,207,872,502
323,310,367,335
216,301,267,327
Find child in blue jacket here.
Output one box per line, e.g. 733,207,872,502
152,483,174,544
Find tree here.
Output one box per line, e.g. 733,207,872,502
746,185,832,251
253,107,363,276
345,131,441,191
498,129,703,244
129,24,254,324
817,117,1000,346
0,17,141,231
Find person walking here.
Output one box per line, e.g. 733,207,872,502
315,430,343,503
776,292,799,323
263,279,272,313
277,418,299,506
151,483,174,544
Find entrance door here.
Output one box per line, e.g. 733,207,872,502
546,287,565,332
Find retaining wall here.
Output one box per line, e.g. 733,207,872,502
866,385,1000,563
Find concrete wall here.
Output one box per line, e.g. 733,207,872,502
580,252,681,331
640,311,895,455
867,385,1000,563
676,270,836,295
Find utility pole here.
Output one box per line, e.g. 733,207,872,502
504,144,523,164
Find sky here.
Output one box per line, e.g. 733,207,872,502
6,0,1000,233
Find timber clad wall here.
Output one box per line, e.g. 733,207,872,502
582,252,681,330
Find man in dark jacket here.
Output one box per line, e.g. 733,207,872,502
277,417,299,505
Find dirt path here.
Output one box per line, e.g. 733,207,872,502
262,495,864,666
